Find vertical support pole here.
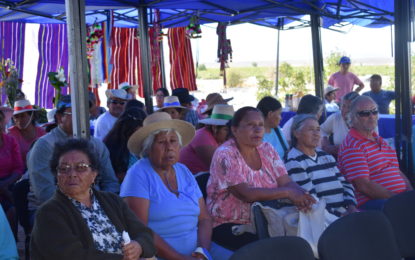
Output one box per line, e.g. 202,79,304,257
65,0,90,138
394,0,413,182
159,38,167,90
310,14,324,99
275,28,280,96
138,6,154,114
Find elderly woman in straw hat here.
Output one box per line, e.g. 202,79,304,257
8,99,46,164
121,112,226,260
158,96,187,120
180,104,234,175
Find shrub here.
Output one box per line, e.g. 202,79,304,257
198,64,207,71
227,71,243,87
256,77,274,101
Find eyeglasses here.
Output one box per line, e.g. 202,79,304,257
109,100,125,105
357,109,379,117
56,163,92,175
63,112,72,116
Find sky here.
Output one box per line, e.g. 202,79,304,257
189,22,395,66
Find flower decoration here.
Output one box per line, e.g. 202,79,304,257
86,23,104,59
0,58,23,108
48,67,67,107
186,15,202,39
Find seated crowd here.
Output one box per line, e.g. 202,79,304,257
0,81,413,260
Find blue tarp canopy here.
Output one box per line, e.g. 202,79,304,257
0,0,394,29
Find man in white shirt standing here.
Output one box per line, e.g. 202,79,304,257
94,89,128,140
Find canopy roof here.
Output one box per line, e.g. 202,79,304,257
0,0,394,29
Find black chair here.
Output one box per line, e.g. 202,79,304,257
383,190,415,259
194,172,210,199
230,236,315,260
318,211,401,260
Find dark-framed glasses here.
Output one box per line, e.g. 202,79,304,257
109,99,125,105
57,163,92,175
357,109,379,117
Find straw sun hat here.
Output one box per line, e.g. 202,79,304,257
199,104,234,126
203,93,233,114
13,99,39,115
105,89,128,100
159,96,187,111
127,112,195,156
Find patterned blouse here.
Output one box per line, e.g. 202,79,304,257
69,194,123,255
206,139,288,227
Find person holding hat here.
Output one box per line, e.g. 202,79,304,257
180,104,234,175
0,109,24,238
8,99,46,164
120,112,227,260
172,88,199,126
27,95,119,215
94,89,128,140
159,96,187,120
328,56,364,102
362,74,395,114
119,82,138,100
324,85,340,112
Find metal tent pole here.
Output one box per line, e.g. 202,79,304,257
65,0,90,138
138,6,154,114
394,0,413,182
159,37,167,90
310,14,324,99
275,26,281,96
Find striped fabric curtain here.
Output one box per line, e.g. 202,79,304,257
35,24,69,108
0,22,26,105
149,27,163,92
168,27,197,91
110,27,143,96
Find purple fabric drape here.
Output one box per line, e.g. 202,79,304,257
0,22,25,105
35,24,69,108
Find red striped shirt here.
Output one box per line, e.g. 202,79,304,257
338,128,407,206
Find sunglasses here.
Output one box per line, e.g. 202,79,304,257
357,109,379,117
110,99,125,105
57,163,92,175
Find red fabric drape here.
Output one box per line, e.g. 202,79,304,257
149,27,163,92
110,27,143,96
168,27,197,91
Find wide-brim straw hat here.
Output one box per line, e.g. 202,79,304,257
203,93,233,114
324,85,339,96
128,112,195,156
105,89,128,100
159,96,187,111
199,104,234,125
13,99,39,115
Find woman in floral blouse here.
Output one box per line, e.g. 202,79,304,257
31,138,155,260
206,107,316,250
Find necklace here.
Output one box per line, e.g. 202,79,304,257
163,170,179,195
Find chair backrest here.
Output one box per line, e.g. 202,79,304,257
318,211,401,260
230,236,315,260
194,172,210,199
383,190,415,258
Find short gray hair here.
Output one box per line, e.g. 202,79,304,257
348,95,378,127
341,91,360,106
290,114,318,148
140,128,183,158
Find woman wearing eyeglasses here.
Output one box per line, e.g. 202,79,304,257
31,138,155,260
120,112,229,260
